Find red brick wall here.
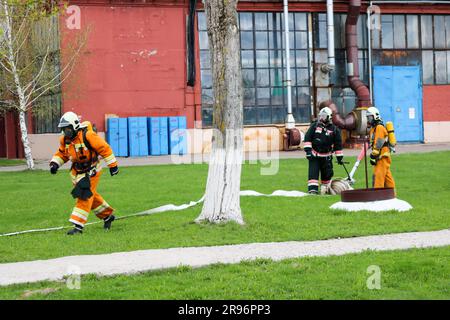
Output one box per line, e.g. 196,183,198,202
423,85,450,122
60,4,201,132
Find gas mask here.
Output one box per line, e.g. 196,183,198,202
62,125,77,141
319,114,330,125
367,115,375,128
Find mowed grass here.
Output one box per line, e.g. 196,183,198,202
0,151,449,263
0,158,26,167
1,246,449,300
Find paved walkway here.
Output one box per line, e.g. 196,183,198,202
1,229,449,286
1,142,450,172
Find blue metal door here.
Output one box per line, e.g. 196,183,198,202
138,117,148,156
373,66,423,142
128,117,140,156
159,117,169,155
106,118,119,155
168,117,179,155
148,117,161,155
118,118,128,156
178,116,187,155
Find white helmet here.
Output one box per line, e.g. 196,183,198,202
366,107,381,121
58,111,81,130
318,107,332,123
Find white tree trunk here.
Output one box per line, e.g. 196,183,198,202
196,0,244,224
2,0,34,169
18,109,34,169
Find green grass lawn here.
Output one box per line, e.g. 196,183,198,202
1,246,449,300
0,151,449,264
0,158,26,167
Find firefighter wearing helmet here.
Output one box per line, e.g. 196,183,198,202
303,106,344,195
50,111,119,235
366,106,396,189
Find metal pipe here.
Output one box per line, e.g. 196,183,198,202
283,0,295,129
326,0,335,70
368,1,450,3
308,13,315,120
321,100,357,130
367,2,373,104
346,0,371,107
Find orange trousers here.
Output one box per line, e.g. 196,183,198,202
372,156,396,189
69,170,114,227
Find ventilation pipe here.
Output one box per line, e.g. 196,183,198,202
283,0,295,129
320,100,356,130
322,0,335,73
322,0,371,137
346,0,371,107
282,0,302,150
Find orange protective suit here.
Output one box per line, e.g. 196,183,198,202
369,124,396,189
51,124,118,227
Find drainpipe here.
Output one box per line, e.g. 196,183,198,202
322,0,335,73
346,0,371,107
283,0,295,129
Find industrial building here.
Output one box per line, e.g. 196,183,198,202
1,0,450,159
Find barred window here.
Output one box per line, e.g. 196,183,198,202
372,14,450,85
198,11,311,126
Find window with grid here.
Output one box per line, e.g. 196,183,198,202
373,14,450,85
198,11,312,126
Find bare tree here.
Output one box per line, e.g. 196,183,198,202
0,0,86,169
196,0,244,224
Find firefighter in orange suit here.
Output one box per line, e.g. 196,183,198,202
366,107,396,190
50,111,119,235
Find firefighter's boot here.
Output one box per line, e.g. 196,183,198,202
103,214,115,230
67,224,83,235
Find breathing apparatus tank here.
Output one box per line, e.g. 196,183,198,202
385,121,397,152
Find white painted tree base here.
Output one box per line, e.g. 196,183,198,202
330,198,413,212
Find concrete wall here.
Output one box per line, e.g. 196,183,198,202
29,132,106,160
28,126,309,160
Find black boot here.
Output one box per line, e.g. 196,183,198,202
103,215,115,230
67,224,83,235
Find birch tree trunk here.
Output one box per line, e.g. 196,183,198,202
196,0,244,224
1,0,34,169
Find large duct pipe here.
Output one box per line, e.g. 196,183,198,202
320,100,356,130
346,0,371,107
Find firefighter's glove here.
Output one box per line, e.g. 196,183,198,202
305,150,313,161
110,166,119,176
50,162,59,174
71,175,93,200
336,156,344,165
369,154,377,166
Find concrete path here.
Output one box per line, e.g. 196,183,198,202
1,229,449,286
1,142,450,172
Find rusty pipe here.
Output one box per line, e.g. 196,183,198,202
320,100,356,130
346,0,371,107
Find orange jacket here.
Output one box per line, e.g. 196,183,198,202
369,124,390,159
51,127,117,176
